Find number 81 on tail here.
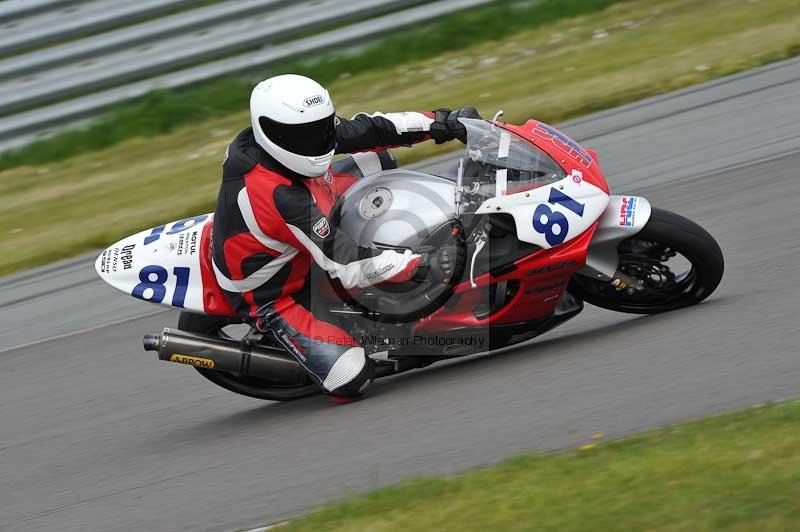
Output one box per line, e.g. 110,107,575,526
132,265,191,307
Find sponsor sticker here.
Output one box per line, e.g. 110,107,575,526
303,94,325,108
174,231,199,256
169,354,215,369
363,263,394,281
99,249,111,274
525,260,578,276
532,124,593,169
120,244,135,270
619,196,637,226
524,280,568,295
312,217,331,238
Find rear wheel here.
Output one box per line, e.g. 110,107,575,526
178,312,319,401
569,208,723,314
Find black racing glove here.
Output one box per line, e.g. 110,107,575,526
430,107,482,144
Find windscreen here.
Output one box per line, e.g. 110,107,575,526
438,118,566,213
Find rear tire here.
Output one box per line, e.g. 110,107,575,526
178,312,319,401
569,208,723,314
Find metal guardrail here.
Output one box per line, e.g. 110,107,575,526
0,0,199,56
0,0,494,152
0,0,414,114
0,0,78,23
0,0,294,81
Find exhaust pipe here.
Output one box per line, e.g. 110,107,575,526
143,328,307,383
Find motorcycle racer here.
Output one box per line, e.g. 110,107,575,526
212,74,479,402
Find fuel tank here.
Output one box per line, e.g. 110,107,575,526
335,169,457,248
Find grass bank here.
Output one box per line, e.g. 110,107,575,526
3,0,800,275
272,400,800,531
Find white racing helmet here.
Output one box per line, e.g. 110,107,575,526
250,74,336,178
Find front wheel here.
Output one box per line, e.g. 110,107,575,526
177,312,319,401
569,208,724,314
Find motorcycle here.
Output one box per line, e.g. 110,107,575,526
95,116,724,401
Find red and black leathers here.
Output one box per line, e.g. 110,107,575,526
211,111,443,396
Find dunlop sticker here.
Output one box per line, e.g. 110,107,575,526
169,354,215,369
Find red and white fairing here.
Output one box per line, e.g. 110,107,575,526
490,120,651,277
474,171,609,248
95,215,217,314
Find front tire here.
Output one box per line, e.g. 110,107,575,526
177,312,319,401
569,208,724,314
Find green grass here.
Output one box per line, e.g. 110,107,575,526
269,400,800,532
3,0,800,275
0,0,625,171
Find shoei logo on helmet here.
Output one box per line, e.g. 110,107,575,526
313,217,331,238
304,95,325,108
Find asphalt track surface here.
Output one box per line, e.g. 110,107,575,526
1,58,799,531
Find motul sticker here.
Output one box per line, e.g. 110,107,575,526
313,217,331,238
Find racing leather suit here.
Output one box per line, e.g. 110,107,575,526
212,111,448,397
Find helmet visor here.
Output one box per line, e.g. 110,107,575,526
258,114,336,157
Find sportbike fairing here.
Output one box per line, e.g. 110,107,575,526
439,118,610,250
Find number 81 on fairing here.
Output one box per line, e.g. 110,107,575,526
532,188,586,246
